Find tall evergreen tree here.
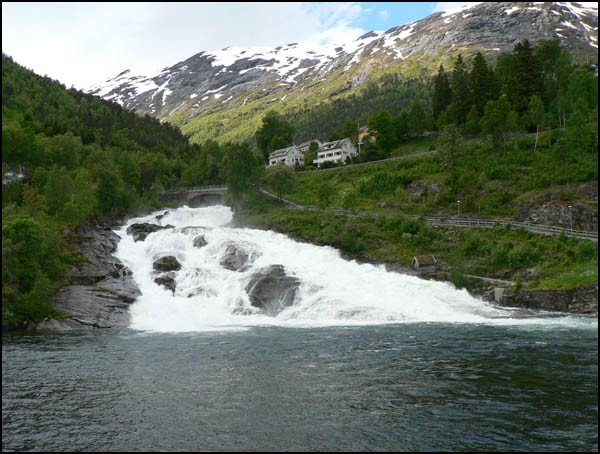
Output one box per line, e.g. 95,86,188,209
511,40,543,114
432,64,452,119
449,54,470,125
469,52,492,115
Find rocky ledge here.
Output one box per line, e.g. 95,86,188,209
497,284,598,314
30,218,141,331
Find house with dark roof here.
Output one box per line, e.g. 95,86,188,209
268,145,304,167
297,139,322,154
313,138,357,167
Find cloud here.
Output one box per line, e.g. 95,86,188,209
2,2,368,89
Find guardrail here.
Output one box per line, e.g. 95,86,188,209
297,150,437,174
262,191,597,243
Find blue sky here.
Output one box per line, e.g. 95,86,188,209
2,2,475,89
357,2,441,31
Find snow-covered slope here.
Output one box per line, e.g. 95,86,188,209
87,2,597,141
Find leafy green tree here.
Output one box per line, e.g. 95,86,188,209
44,166,74,217
480,95,516,151
265,164,295,201
527,95,545,152
465,105,481,135
438,124,463,172
222,144,263,202
255,110,294,162
408,99,425,136
304,141,319,167
368,110,397,156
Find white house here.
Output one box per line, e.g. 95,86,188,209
313,138,358,167
297,139,322,154
268,145,304,167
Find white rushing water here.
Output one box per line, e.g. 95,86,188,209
113,205,593,332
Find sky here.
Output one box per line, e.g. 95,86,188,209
1,2,498,90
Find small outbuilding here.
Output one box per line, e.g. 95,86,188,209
411,255,439,273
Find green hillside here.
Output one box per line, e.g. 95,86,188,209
2,54,206,324
236,41,598,294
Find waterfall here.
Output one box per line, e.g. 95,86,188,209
113,205,572,332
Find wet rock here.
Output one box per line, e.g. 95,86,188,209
154,273,177,293
127,223,174,242
245,265,300,316
40,218,142,330
219,241,258,272
498,284,598,314
193,235,208,248
153,256,182,272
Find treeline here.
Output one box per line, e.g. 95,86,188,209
288,74,432,143
278,40,597,166
432,39,597,143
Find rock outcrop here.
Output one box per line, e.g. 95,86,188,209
497,284,598,314
245,265,300,316
127,222,174,242
153,256,182,272
34,219,141,330
219,241,258,272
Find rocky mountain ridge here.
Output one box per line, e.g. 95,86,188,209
88,2,598,143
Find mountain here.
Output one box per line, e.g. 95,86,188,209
88,2,598,143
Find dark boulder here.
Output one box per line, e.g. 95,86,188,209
245,265,300,316
219,241,258,271
153,256,182,272
193,235,208,248
154,273,176,293
127,223,174,242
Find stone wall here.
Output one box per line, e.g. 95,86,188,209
498,284,598,314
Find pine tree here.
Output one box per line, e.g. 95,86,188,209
511,40,543,114
449,55,470,125
469,52,492,115
432,64,452,119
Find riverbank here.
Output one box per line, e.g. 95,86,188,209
6,198,596,333
233,196,598,315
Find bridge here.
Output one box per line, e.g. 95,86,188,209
158,185,228,202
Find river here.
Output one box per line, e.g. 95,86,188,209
2,205,597,451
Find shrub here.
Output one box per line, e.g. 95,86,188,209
575,241,597,262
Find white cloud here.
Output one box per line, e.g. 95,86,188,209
2,2,367,90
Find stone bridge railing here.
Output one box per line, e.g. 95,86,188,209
158,185,228,202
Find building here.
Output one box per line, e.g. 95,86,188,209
313,138,358,167
2,165,30,185
268,145,304,167
297,139,322,154
411,255,439,274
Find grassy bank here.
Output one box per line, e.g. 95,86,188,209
237,129,597,293
235,195,597,293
